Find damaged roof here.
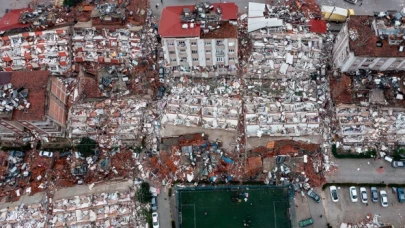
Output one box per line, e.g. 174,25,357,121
348,15,405,57
0,8,32,32
10,71,48,121
158,3,238,38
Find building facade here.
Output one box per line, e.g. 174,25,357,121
159,3,238,71
0,71,68,141
333,15,405,72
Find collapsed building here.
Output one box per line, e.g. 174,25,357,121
333,13,405,72
0,27,71,74
161,82,242,130
159,3,239,76
0,71,68,142
67,97,148,146
242,2,329,142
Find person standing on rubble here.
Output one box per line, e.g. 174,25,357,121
161,0,163,3
156,3,159,8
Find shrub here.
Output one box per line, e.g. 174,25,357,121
332,144,376,159
137,182,152,204
76,137,98,157
63,0,83,7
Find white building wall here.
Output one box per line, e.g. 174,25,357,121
185,39,192,66
197,39,206,66
380,58,396,71
211,39,216,65
224,39,229,66
341,53,356,72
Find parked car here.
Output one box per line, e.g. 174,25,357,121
72,165,88,176
307,190,321,203
397,188,405,202
39,151,54,157
10,151,25,158
158,67,165,78
157,86,166,99
380,190,388,207
392,161,405,168
151,197,158,211
349,186,358,202
330,186,339,202
152,212,159,228
360,187,368,203
59,151,71,158
370,187,378,202
344,0,357,4
299,218,314,227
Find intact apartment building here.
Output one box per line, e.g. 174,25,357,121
0,71,68,141
333,14,405,72
159,3,239,74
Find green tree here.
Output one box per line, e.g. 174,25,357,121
63,0,83,7
137,182,152,203
76,137,98,157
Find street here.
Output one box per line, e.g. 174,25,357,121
327,158,405,184
315,0,405,15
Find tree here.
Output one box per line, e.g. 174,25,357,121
76,137,98,157
63,0,83,7
137,182,152,203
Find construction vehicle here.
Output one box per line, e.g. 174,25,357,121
321,6,355,22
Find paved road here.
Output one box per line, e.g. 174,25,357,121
327,158,405,184
316,0,405,15
157,185,172,228
307,189,328,227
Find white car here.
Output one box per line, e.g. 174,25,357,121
330,186,339,202
152,212,159,228
360,187,368,203
39,151,54,158
380,190,388,207
349,186,358,202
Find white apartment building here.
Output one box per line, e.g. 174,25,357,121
159,3,238,69
333,14,405,72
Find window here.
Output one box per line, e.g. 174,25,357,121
216,40,224,46
192,50,198,54
191,42,197,46
217,57,224,62
229,49,235,53
229,57,235,61
169,51,175,55
178,41,185,45
192,58,198,61
167,41,174,46
171,58,177,62
180,57,187,62
206,58,211,61
206,50,211,53
205,42,211,46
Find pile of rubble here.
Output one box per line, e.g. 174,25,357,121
0,27,71,74
68,98,148,146
50,190,136,227
0,83,29,113
140,133,245,186
0,203,46,227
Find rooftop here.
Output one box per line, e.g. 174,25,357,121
10,71,49,121
0,8,32,32
158,3,238,38
348,15,405,57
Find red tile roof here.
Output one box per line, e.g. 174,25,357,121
348,16,405,57
10,71,49,121
158,3,238,38
309,19,327,34
0,8,33,32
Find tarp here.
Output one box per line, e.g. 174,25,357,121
222,156,235,164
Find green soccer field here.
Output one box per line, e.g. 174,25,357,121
177,186,293,228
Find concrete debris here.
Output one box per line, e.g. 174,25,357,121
0,83,29,113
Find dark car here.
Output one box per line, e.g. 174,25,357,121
10,151,25,158
398,188,405,202
344,0,357,4
392,161,405,168
370,187,378,202
157,86,166,99
307,190,321,203
151,197,157,211
158,67,165,78
59,151,71,158
72,165,88,176
299,218,314,227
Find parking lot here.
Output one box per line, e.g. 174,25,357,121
322,186,405,227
